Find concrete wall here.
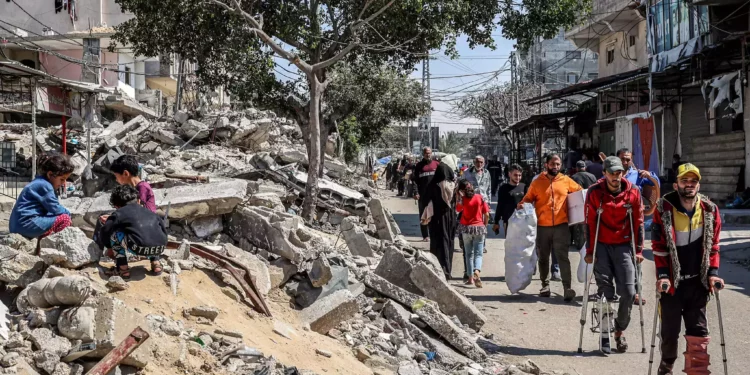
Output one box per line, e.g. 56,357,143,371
39,50,84,81
101,52,119,87
0,0,132,36
597,22,648,78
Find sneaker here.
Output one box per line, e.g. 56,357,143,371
657,361,674,375
615,334,628,353
540,286,551,297
473,270,482,288
551,272,562,281
563,288,576,302
464,277,474,286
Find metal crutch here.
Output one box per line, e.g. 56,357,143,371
577,204,603,353
714,281,728,375
648,282,669,375
627,205,647,353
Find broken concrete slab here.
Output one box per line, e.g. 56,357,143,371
180,119,210,140
410,263,486,331
295,266,348,308
71,179,249,227
189,306,219,321
363,273,421,309
26,276,91,308
268,258,297,289
308,257,332,288
0,245,45,287
300,289,359,334
412,300,486,362
373,247,422,296
40,227,101,269
174,111,189,124
227,206,330,265
100,116,147,148
341,217,374,257
246,192,285,212
381,301,471,366
223,244,271,295
29,328,71,357
151,129,185,147
86,297,154,367
190,216,224,238
369,199,396,241
58,306,95,341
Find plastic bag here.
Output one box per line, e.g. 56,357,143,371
577,244,593,283
504,203,538,294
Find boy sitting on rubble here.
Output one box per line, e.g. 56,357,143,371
10,153,74,240
96,185,167,279
110,155,157,213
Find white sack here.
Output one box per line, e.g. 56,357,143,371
577,244,593,283
504,203,538,294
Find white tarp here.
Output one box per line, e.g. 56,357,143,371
504,203,538,294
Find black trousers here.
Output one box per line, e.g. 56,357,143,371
660,278,710,364
417,199,429,239
429,210,455,278
537,224,572,289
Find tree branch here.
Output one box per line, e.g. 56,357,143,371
207,0,314,73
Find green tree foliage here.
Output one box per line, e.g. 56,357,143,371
337,116,361,164
498,0,592,51
439,132,467,156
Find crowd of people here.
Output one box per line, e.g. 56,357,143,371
400,146,724,375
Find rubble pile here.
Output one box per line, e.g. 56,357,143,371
0,108,558,375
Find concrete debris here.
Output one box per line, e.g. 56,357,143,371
39,227,101,269
341,217,375,257
363,273,420,308
190,216,224,238
26,276,91,308
188,306,220,321
410,263,487,330
0,245,45,287
268,258,297,289
373,247,422,296
412,300,486,362
300,289,359,334
29,328,71,357
294,265,349,308
272,321,297,340
308,257,333,288
106,276,130,292
223,244,271,295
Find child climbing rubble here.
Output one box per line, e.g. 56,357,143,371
96,185,168,279
9,153,74,240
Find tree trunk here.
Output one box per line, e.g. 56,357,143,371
318,122,332,178
301,75,323,220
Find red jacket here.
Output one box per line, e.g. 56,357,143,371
456,194,490,226
652,192,720,294
585,178,644,256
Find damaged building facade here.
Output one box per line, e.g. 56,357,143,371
520,0,750,203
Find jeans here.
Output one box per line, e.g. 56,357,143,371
462,232,485,276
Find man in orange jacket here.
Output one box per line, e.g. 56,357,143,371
518,154,582,301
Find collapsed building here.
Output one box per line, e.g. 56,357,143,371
0,107,551,375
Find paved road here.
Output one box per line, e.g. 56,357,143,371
382,190,750,375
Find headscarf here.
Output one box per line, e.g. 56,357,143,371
427,162,456,215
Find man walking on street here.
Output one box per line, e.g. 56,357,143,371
572,160,597,189
584,156,644,353
464,156,492,202
488,156,503,198
493,164,526,236
652,163,724,375
519,154,582,301
412,147,440,242
618,147,659,305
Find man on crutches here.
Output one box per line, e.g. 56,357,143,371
582,156,645,353
651,163,725,375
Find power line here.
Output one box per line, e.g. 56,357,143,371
10,0,84,47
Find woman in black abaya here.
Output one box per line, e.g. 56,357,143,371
426,162,456,279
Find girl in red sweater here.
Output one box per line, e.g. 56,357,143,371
456,179,490,287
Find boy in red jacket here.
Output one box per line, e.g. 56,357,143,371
584,156,644,353
651,163,724,375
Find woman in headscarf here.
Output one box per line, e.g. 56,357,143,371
425,161,457,279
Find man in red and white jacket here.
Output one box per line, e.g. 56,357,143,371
584,156,644,353
651,163,724,375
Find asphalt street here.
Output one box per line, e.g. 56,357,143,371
382,190,750,375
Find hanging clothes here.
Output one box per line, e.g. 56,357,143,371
55,0,63,13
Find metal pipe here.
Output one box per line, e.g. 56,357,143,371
61,115,67,154
31,79,37,177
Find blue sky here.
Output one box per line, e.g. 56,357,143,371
410,33,516,134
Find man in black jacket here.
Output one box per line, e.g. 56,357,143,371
96,185,168,279
571,160,598,189
412,147,440,241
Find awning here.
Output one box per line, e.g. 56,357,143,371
525,67,648,106
509,111,580,133
0,61,108,93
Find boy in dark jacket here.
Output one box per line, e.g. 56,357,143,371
96,185,168,279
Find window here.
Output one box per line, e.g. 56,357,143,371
629,35,636,47
588,73,599,80
124,67,131,86
566,51,582,59
567,73,578,84
606,46,615,65
592,53,599,60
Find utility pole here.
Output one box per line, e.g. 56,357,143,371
420,56,432,149
174,55,184,114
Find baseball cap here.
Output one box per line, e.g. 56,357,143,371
576,160,586,169
676,163,701,180
604,156,624,173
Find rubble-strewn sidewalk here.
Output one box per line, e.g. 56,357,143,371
0,108,553,375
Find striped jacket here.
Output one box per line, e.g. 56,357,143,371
651,192,720,294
